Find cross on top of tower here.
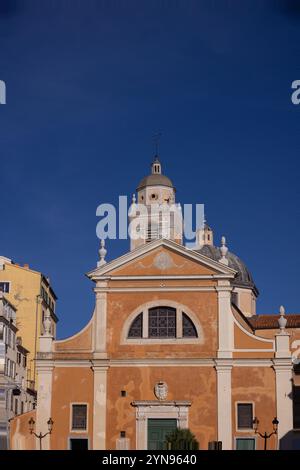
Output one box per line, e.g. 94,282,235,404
153,131,162,157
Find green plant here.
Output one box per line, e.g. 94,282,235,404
165,428,199,450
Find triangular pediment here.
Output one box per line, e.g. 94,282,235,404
87,239,236,280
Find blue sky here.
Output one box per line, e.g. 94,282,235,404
0,0,299,338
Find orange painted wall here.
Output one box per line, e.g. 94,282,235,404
50,367,94,449
10,410,36,450
54,320,93,352
232,366,277,450
107,291,218,358
234,324,273,351
110,247,219,277
106,366,217,450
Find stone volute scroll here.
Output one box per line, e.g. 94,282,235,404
154,381,168,401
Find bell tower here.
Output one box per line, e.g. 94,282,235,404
196,223,214,248
129,156,183,251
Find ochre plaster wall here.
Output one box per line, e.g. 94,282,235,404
232,366,277,450
50,367,94,449
106,366,217,450
107,291,218,358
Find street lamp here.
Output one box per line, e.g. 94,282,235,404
28,417,53,450
253,416,279,450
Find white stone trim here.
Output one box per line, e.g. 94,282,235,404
35,364,54,450
94,287,107,352
92,366,108,450
215,363,232,450
131,400,191,450
234,359,274,367
49,358,276,368
273,359,293,447
95,286,218,293
233,349,274,353
217,288,234,358
98,274,235,280
120,300,203,345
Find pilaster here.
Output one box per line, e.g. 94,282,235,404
215,360,232,450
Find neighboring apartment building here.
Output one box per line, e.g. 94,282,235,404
0,257,58,388
0,292,36,449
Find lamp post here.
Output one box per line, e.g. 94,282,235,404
28,417,53,450
253,416,279,450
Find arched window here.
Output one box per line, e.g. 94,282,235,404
126,306,200,342
128,313,143,338
146,222,159,242
182,313,198,338
149,307,176,338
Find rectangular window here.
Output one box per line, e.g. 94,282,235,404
17,352,21,365
237,403,253,429
6,329,11,347
72,404,87,430
69,438,88,450
236,438,256,450
23,355,27,368
0,434,8,450
0,325,3,342
0,282,10,293
10,361,15,379
14,398,18,415
293,386,300,429
5,359,9,377
21,402,24,414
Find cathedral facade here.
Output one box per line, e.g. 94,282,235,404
11,158,300,450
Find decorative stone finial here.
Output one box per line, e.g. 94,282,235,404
278,305,287,332
219,236,229,265
128,194,137,219
97,239,107,267
43,308,52,336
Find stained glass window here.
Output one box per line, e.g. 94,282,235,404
149,307,176,338
128,313,143,338
182,313,197,337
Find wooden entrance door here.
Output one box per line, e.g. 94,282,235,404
147,419,177,450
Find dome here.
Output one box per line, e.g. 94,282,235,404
137,173,174,191
196,244,258,292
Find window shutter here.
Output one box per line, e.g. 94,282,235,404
237,403,253,429
72,404,87,430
